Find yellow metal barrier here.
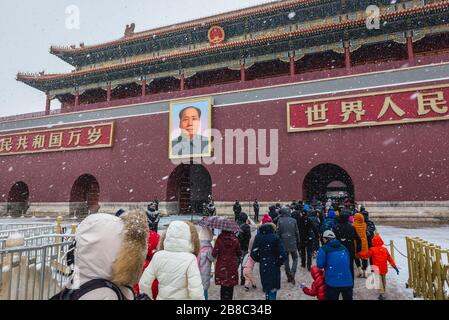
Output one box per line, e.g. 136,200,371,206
406,237,448,300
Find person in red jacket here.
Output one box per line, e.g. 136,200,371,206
300,266,326,300
358,234,399,300
134,230,160,299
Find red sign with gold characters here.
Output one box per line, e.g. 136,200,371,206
287,84,449,132
208,26,225,45
0,122,114,156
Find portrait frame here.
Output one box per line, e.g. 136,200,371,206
169,97,213,160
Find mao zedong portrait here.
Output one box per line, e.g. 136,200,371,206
171,106,210,157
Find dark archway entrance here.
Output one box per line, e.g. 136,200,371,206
7,182,30,217
70,174,100,217
303,164,354,202
167,164,212,214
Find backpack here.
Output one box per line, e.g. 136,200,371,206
50,279,131,300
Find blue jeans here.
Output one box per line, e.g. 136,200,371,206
204,290,208,300
265,290,277,300
326,286,353,300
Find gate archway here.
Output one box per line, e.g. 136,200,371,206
70,174,100,217
7,182,30,217
303,164,354,202
167,164,212,214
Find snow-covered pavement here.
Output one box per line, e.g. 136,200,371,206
2,217,447,300
207,223,449,300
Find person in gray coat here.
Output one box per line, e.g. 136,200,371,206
276,206,300,285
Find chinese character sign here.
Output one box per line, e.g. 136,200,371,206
0,122,114,156
287,84,449,132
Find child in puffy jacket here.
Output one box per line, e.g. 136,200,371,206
358,234,399,300
242,253,257,291
300,266,326,300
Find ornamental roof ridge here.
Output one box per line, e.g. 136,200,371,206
49,0,319,55
19,1,449,85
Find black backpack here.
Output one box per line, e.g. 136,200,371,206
50,279,131,300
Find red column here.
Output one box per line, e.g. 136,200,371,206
345,46,351,71
142,80,147,96
180,74,185,91
106,84,112,102
240,63,246,82
74,90,80,107
289,55,296,76
45,94,51,115
407,35,414,64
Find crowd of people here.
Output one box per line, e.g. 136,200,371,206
52,197,399,301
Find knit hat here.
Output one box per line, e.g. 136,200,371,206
323,230,336,240
261,214,272,224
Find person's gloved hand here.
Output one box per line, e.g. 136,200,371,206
299,283,305,289
394,267,399,275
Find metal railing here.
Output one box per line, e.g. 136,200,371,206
0,223,52,231
406,237,449,300
0,217,78,300
0,225,57,240
0,233,75,250
0,241,73,300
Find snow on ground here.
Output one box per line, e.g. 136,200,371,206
206,223,449,300
375,224,449,300
2,217,448,300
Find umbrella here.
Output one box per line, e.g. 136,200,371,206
198,216,241,233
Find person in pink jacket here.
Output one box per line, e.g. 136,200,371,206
243,233,257,292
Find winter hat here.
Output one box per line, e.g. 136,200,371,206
323,230,336,240
115,209,126,217
261,214,272,224
348,215,354,224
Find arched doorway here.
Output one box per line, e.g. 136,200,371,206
167,164,212,214
7,182,30,217
70,174,100,217
303,164,354,202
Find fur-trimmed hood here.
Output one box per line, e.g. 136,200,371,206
72,212,148,292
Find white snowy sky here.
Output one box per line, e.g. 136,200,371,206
0,0,278,117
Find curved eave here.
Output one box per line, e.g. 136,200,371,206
48,0,327,57
16,76,54,93
18,2,449,92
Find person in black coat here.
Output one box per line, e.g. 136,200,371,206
332,213,362,280
251,223,287,300
308,210,322,253
233,201,242,222
297,210,319,271
253,200,260,223
237,212,252,285
268,205,279,224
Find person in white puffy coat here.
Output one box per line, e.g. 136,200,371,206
139,220,204,300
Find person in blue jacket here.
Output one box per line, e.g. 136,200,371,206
316,230,354,300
